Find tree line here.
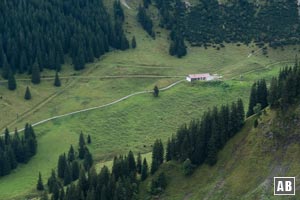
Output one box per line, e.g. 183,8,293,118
148,0,300,57
185,0,300,48
0,124,37,177
246,58,300,118
0,0,129,79
246,79,268,117
164,99,245,167
268,60,300,110
39,132,152,200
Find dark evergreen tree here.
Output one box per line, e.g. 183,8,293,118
131,36,137,49
63,164,72,186
153,85,159,97
246,83,257,117
83,148,93,171
78,132,86,159
71,160,80,181
87,135,91,144
136,153,142,174
101,186,108,200
127,150,136,173
268,77,279,108
37,172,44,191
1,55,10,79
114,0,125,21
151,139,164,174
24,86,32,100
79,132,85,147
137,5,155,37
31,63,41,84
54,72,61,87
257,79,268,109
143,0,152,8
67,145,75,162
57,154,67,179
237,98,245,129
86,189,96,200
206,135,217,166
7,71,16,90
141,158,148,181
47,169,58,193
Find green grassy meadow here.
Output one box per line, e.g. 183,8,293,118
0,0,299,199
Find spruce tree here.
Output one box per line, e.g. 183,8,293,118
166,139,172,161
206,135,217,166
268,77,278,108
24,86,32,100
57,154,67,179
257,79,268,109
54,72,61,87
31,63,41,84
136,152,142,174
127,150,136,173
78,168,88,194
79,132,85,147
141,158,148,181
67,145,75,162
246,83,257,117
47,169,57,193
71,160,80,181
1,55,10,79
87,135,91,144
237,98,245,129
37,172,44,191
7,71,16,90
101,186,108,200
131,36,137,49
63,164,72,186
78,132,86,159
86,189,95,200
83,148,93,171
153,85,159,97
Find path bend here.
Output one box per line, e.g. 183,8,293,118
6,79,185,134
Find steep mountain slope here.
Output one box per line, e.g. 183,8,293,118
139,106,300,199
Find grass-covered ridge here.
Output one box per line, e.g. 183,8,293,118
139,106,300,199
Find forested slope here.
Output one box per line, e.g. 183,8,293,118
139,105,300,199
0,0,129,75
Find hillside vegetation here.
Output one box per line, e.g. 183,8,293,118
139,106,300,199
0,0,300,200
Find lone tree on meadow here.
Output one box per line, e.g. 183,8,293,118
153,85,159,97
54,72,61,87
24,86,32,100
87,135,91,144
131,36,137,49
37,172,44,191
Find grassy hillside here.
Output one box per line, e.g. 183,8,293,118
0,0,299,199
139,106,300,200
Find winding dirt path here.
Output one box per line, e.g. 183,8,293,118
5,79,185,134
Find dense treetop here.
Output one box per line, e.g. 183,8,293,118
0,0,128,76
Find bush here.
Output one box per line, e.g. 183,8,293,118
183,159,194,176
149,172,167,195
